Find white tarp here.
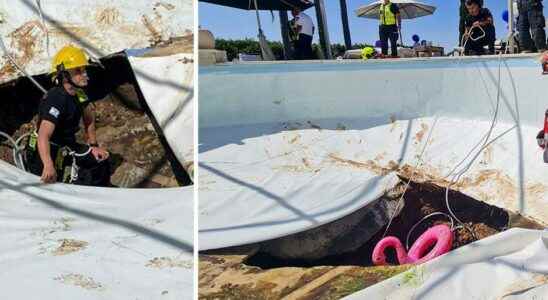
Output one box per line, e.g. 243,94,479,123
199,125,400,249
343,228,548,300
0,0,193,84
0,160,193,299
128,53,194,166
199,56,548,250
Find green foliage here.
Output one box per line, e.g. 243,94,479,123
215,39,375,60
215,38,285,61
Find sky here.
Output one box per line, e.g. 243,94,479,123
199,0,548,50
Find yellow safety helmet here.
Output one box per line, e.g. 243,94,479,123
51,45,89,74
361,46,375,60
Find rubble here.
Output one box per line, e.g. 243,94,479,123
0,83,181,188
199,181,544,299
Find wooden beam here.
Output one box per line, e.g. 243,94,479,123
279,10,294,60
314,0,332,59
339,0,352,50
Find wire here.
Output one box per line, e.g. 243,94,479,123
443,53,505,240
381,116,439,239
445,55,503,179
405,212,455,250
386,53,505,244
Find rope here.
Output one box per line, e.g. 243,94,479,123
381,116,439,239
67,145,92,183
0,130,27,170
460,24,486,55
405,212,455,250
384,53,505,243
13,132,32,171
443,53,505,241
0,128,97,183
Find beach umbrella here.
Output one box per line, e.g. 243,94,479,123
355,0,436,19
355,0,436,45
200,0,313,11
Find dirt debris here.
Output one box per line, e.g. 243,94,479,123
52,239,88,256
199,181,544,300
54,273,105,291
146,257,193,269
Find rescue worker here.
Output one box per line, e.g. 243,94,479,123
26,45,112,186
379,0,402,57
291,7,315,60
459,0,483,46
288,18,299,58
463,0,496,55
517,0,547,53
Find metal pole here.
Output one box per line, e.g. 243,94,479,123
339,0,352,50
279,10,293,59
508,0,515,53
314,0,332,59
253,0,262,30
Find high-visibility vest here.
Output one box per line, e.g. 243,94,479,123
380,3,397,26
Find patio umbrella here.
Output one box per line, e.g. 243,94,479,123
355,0,436,45
200,0,314,11
200,0,315,60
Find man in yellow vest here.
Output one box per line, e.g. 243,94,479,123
379,0,402,57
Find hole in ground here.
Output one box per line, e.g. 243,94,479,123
245,180,544,269
0,52,191,187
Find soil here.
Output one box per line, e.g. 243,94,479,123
199,181,545,300
247,180,543,269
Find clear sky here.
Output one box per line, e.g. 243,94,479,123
199,0,548,50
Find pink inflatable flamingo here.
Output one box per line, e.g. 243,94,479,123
372,224,453,266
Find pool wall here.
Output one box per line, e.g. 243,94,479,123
200,56,547,129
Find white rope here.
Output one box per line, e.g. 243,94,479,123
67,146,92,183
443,53,505,240
381,116,439,239
445,55,503,179
460,24,486,55
68,146,92,158
383,54,505,243
0,131,18,151
405,212,455,251
13,132,32,171
0,130,27,170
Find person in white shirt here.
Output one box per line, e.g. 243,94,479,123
291,7,315,59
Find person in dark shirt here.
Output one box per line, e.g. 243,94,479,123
27,45,111,186
459,0,483,46
379,0,401,57
517,0,547,53
463,0,496,55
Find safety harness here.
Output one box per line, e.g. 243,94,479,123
27,131,93,183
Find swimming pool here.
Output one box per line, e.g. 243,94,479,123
199,56,548,250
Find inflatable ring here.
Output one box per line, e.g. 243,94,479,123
372,224,453,266
408,224,453,264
